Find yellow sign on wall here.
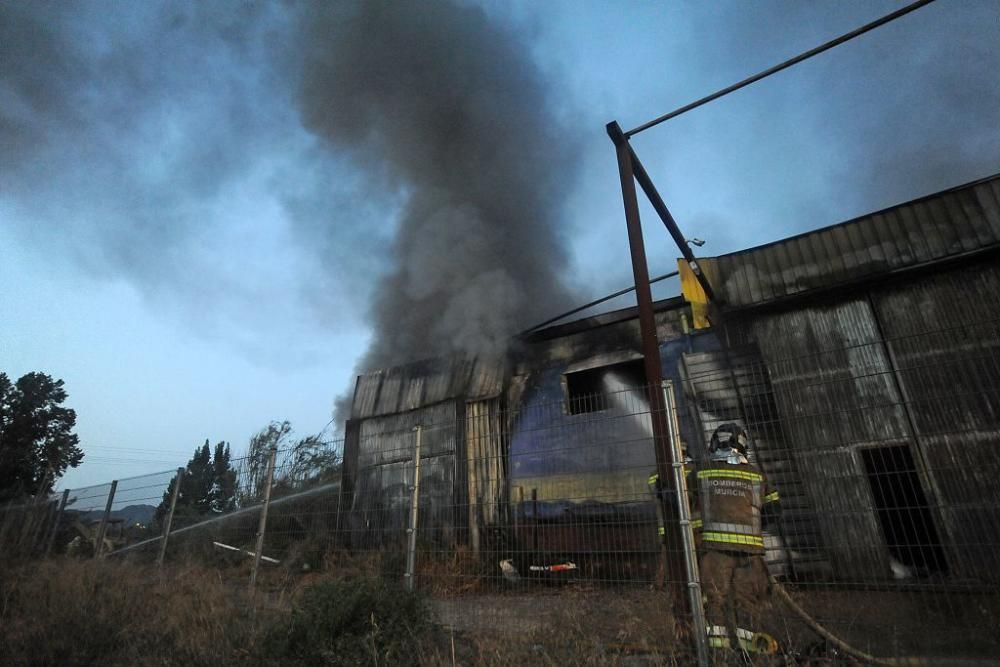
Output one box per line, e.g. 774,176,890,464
678,258,717,329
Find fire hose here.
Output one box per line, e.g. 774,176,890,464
768,574,926,666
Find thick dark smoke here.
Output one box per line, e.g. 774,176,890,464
297,1,580,373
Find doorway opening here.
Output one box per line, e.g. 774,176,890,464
860,445,947,576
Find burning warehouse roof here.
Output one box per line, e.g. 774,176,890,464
341,172,1000,584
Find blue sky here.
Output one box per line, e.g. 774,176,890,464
2,1,997,489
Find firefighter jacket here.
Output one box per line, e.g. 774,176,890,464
690,460,779,555
648,466,702,546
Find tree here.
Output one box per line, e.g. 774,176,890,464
242,420,293,503
154,439,238,527
241,421,341,502
287,434,341,485
0,372,83,501
211,440,237,513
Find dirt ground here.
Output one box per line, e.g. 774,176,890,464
428,583,1000,664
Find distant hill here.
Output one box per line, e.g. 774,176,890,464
76,504,157,526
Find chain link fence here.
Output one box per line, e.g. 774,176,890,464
2,317,999,662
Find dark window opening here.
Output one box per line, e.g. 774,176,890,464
861,445,948,576
565,359,647,415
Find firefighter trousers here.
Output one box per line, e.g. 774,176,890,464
699,549,773,652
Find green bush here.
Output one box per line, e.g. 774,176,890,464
265,578,429,666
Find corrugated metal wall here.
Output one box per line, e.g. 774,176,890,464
465,397,506,553
681,347,830,578
872,261,1000,581
707,174,1000,308
723,257,1000,582
349,401,458,547
736,300,918,580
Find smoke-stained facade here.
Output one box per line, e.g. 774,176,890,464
341,174,1000,583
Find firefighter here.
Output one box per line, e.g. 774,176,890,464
693,423,780,656
647,447,699,589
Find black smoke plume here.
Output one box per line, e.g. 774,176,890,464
298,1,580,375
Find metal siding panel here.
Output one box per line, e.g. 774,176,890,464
724,253,754,307
860,212,887,268
358,402,457,467
906,201,945,262
352,371,383,419
791,235,819,295
829,225,857,277
707,175,999,308
844,218,873,277
816,227,848,287
958,187,995,247
974,180,1000,240
741,252,767,306
374,368,403,416
940,191,980,254
758,245,783,302
872,264,1000,580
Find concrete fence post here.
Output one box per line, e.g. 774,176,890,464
405,425,423,592
44,489,71,557
94,480,118,559
662,380,709,666
157,467,186,567
249,446,278,592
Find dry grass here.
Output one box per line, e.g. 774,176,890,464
0,558,264,665
12,550,975,665
0,555,689,666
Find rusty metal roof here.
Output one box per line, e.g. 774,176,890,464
350,355,504,420
703,173,1000,309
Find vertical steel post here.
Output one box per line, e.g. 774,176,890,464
45,489,70,557
531,488,539,552
157,467,185,567
250,447,278,592
607,120,690,615
94,480,118,558
405,425,423,592
663,381,709,666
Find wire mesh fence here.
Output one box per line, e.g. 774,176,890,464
3,313,999,662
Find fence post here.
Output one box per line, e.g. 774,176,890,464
662,380,709,666
93,480,118,559
157,467,185,567
29,496,56,555
249,446,278,592
45,489,71,557
405,425,423,593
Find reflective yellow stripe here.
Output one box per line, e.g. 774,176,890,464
701,531,764,547
648,474,658,486
764,491,780,503
658,526,665,536
691,519,703,530
697,469,763,482
708,637,729,649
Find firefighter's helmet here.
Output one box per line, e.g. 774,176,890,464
709,423,749,458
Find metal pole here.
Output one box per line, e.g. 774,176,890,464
157,467,185,567
45,489,70,557
94,480,118,559
520,270,679,335
663,381,709,666
607,120,691,616
627,146,716,303
625,0,936,137
250,446,278,592
405,425,423,592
